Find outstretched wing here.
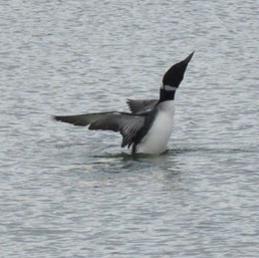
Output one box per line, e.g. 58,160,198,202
127,99,158,114
54,112,145,148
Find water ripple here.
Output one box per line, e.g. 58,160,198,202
1,0,259,257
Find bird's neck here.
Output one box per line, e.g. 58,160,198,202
159,86,177,102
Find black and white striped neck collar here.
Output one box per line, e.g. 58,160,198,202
159,85,177,102
162,85,178,91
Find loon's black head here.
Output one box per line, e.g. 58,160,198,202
162,51,194,89
159,52,194,102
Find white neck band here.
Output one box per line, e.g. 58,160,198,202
161,85,177,91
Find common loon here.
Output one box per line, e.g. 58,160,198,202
54,52,194,155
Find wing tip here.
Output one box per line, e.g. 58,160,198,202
126,99,132,106
52,114,81,126
52,115,60,121
52,115,65,122
126,99,135,113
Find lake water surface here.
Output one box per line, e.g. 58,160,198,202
1,0,259,257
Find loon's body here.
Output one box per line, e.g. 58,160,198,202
135,100,175,154
54,52,194,155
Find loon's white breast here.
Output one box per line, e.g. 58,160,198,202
135,100,175,154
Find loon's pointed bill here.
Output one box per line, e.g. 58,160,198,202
54,52,194,155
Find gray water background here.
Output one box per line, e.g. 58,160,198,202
1,0,259,257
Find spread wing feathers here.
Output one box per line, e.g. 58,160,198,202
127,99,158,114
54,112,145,147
